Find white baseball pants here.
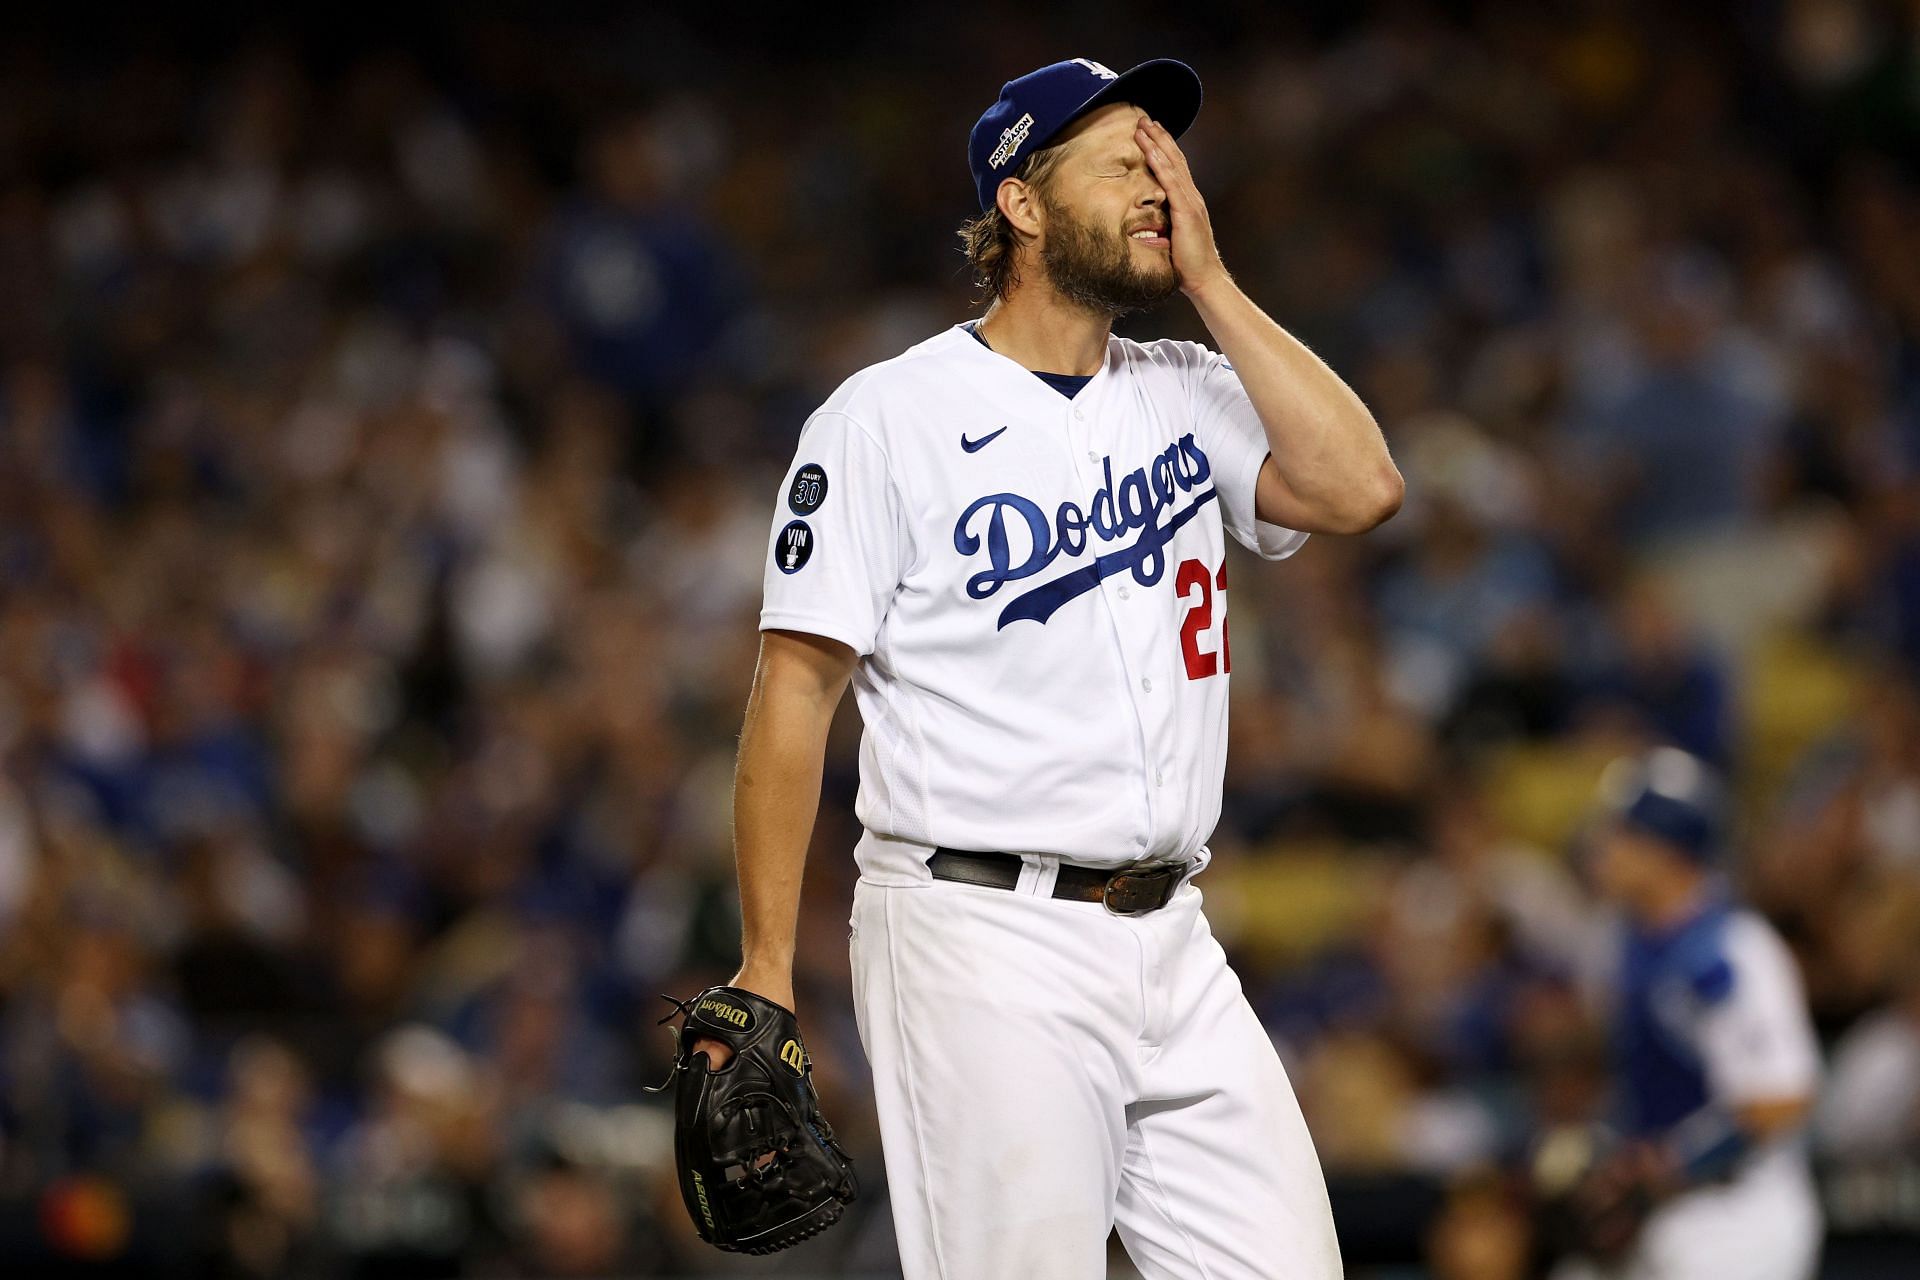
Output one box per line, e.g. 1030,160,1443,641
848,867,1342,1279
1549,1149,1822,1280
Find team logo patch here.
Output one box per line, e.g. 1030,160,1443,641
776,520,815,574
788,463,828,515
989,112,1035,169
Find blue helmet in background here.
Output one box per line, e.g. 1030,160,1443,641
1595,747,1725,864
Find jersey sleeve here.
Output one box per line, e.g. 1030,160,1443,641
1186,344,1310,561
1694,917,1822,1106
758,410,906,657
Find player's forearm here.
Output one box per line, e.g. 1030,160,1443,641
1660,1095,1812,1188
1186,273,1400,529
733,701,830,977
730,633,854,998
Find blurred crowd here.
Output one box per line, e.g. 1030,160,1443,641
0,2,1918,1276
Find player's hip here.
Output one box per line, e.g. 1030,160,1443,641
852,823,1217,885
845,864,1250,1047
1633,1153,1821,1280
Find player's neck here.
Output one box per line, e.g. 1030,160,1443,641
976,292,1111,376
1635,874,1715,933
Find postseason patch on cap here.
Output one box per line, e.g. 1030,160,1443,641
989,112,1035,169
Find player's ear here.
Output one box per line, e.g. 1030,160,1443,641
998,177,1044,240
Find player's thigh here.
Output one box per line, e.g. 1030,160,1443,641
1112,909,1341,1279
849,878,1132,1280
1112,1019,1341,1280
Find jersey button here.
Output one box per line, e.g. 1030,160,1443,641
1155,770,1164,787
1141,677,1153,692
1086,449,1098,462
1118,586,1131,601
1073,408,1084,420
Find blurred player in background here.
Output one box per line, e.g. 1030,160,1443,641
1550,747,1823,1280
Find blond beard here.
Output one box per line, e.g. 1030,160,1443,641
1037,195,1179,317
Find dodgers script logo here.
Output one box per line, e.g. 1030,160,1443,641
953,434,1215,629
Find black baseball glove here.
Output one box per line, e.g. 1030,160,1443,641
1530,1124,1664,1265
649,986,857,1254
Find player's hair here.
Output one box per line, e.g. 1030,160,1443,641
957,143,1070,304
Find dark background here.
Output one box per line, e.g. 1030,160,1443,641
0,1,1917,1275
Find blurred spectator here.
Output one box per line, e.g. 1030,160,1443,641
1565,247,1790,549
1424,1168,1533,1280
328,1026,504,1278
536,110,745,438
1817,942,1920,1161
195,1037,324,1279
1576,576,1733,765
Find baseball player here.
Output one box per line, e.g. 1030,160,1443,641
692,57,1400,1277
1551,747,1824,1280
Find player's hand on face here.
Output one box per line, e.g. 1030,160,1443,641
1136,116,1227,296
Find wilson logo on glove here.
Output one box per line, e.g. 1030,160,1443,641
697,996,752,1029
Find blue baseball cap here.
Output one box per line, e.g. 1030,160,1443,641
1597,747,1725,863
968,57,1203,213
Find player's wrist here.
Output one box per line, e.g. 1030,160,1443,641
1179,262,1234,301
728,961,797,1011
1665,1105,1751,1187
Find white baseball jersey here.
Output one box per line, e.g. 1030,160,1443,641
759,323,1307,877
1688,911,1823,1115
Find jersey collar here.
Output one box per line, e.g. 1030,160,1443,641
949,322,1116,400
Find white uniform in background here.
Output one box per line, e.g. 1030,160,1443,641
759,323,1340,1279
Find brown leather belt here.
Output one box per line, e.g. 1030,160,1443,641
927,848,1191,915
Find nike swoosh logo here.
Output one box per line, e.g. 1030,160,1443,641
960,426,1009,453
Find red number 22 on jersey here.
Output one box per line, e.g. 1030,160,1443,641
1176,558,1231,681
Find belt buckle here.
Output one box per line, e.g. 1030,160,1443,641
1101,861,1186,916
